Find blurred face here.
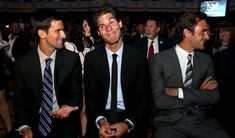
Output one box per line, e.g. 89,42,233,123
10,22,21,36
188,19,210,50
137,24,145,34
83,19,91,37
41,20,66,50
219,30,230,45
97,13,122,46
145,20,160,40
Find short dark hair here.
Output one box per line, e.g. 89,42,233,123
175,12,207,43
93,4,120,30
31,8,62,42
145,17,161,27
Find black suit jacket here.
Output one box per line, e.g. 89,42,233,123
135,35,174,57
11,32,31,60
13,47,83,137
213,46,235,136
150,47,220,127
84,44,150,138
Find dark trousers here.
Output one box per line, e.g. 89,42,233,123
153,113,230,138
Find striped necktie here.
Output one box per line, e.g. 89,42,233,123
184,54,193,88
38,58,53,137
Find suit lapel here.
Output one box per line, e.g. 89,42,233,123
120,44,129,103
169,48,184,85
192,52,200,88
31,48,43,100
158,36,163,52
97,45,110,98
54,49,64,97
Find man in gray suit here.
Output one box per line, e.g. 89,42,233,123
150,12,230,138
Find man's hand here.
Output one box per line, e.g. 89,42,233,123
165,88,178,97
200,76,218,90
99,121,115,138
21,128,33,138
110,122,129,137
52,106,78,119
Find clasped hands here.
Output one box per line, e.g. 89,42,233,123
99,121,129,138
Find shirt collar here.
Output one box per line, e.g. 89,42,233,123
148,36,158,43
38,46,57,64
175,44,194,58
105,42,124,58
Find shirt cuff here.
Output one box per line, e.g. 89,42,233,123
95,116,107,129
178,88,184,99
124,119,134,132
17,125,31,135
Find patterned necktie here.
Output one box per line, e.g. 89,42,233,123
148,40,154,62
111,54,118,123
184,54,193,88
38,58,53,137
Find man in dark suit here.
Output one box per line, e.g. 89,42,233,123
135,18,174,61
150,12,230,138
13,9,83,138
84,4,150,138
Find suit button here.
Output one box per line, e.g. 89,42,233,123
195,105,198,108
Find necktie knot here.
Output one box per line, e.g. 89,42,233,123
151,40,154,45
187,54,192,60
112,54,118,60
45,58,52,65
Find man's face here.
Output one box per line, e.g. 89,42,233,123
42,20,66,50
145,20,160,40
97,13,122,45
188,19,210,50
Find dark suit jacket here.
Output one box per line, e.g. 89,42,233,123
213,46,235,137
84,44,150,138
150,47,220,127
10,32,31,60
135,35,174,57
13,47,83,137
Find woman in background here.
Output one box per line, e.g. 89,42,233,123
64,15,96,137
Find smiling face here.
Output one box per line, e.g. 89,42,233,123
184,19,210,52
39,20,66,52
96,13,123,47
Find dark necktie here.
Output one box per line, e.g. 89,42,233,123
38,58,53,137
148,40,154,62
184,54,193,88
110,54,118,123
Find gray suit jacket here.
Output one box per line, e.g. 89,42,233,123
150,47,220,127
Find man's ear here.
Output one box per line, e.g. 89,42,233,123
38,29,46,39
119,20,123,28
183,28,192,38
